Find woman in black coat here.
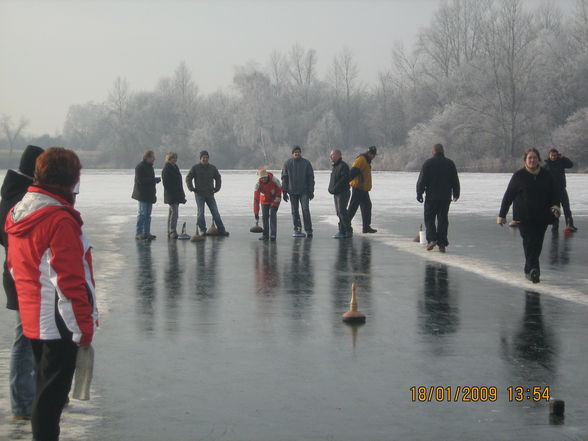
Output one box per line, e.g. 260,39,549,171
497,148,560,283
161,152,187,238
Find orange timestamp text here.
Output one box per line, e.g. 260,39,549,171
410,386,551,402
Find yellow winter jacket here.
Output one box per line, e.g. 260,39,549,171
349,154,372,191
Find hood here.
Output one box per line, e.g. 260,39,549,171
0,169,33,200
5,187,82,238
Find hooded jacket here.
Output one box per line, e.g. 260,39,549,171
5,186,98,344
0,170,34,310
254,173,282,216
162,161,187,205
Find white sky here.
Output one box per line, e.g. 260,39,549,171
0,0,577,135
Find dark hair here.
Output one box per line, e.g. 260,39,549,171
143,150,154,161
549,148,559,154
433,143,444,154
523,148,541,162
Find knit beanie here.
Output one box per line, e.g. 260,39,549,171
292,145,301,154
200,150,209,159
19,145,44,178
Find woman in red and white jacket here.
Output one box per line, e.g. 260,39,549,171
253,168,282,241
5,147,98,441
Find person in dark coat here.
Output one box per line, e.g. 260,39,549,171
161,152,187,239
131,150,161,240
185,150,229,236
0,145,44,420
416,143,460,253
498,148,560,284
281,145,315,238
544,148,577,232
328,149,352,238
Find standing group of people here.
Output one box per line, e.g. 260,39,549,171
1,146,98,441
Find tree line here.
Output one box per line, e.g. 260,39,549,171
2,0,588,171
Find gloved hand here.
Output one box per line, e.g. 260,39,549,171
308,192,314,201
155,177,161,184
255,214,259,221
497,217,506,226
283,193,289,202
416,195,423,203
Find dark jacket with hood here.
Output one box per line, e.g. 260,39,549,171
499,167,559,225
0,170,34,310
186,163,221,198
132,160,158,203
416,152,460,201
281,157,315,195
328,158,350,195
162,161,187,205
543,156,573,190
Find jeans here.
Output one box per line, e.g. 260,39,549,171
289,193,312,233
136,201,153,235
424,199,451,246
10,312,35,416
348,188,372,230
168,203,179,234
334,190,351,233
519,223,548,274
196,195,226,233
31,338,78,441
261,204,278,238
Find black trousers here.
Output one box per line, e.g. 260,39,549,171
334,190,351,233
261,204,278,238
560,188,572,221
348,188,372,230
424,199,451,246
31,339,78,441
518,223,548,274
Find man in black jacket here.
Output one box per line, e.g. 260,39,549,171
281,146,315,238
544,149,577,232
328,149,352,238
162,152,187,239
0,145,44,420
416,143,460,253
131,150,161,240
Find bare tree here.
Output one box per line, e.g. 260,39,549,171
1,115,29,157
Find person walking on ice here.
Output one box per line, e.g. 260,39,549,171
497,148,560,284
544,148,577,233
328,149,352,238
348,146,378,234
416,143,460,253
281,145,315,238
254,168,282,241
186,150,229,236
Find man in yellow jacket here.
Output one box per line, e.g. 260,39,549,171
348,146,377,233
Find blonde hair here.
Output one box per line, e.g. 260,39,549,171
165,152,178,162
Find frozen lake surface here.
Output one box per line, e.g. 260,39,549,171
1,170,587,441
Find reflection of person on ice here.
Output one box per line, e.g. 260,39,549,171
254,168,282,241
416,143,460,253
497,148,560,284
543,148,577,233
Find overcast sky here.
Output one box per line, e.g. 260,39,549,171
0,0,576,135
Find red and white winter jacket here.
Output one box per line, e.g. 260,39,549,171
5,186,98,345
253,173,282,216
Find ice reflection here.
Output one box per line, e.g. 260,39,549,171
254,242,280,297
549,231,571,266
164,241,184,335
500,291,558,384
135,241,156,334
418,263,460,337
283,239,314,320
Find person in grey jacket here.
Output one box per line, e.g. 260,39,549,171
281,145,315,238
186,150,228,236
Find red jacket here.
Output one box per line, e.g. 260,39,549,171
5,186,98,345
253,173,282,216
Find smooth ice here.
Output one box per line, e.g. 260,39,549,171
1,170,587,441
